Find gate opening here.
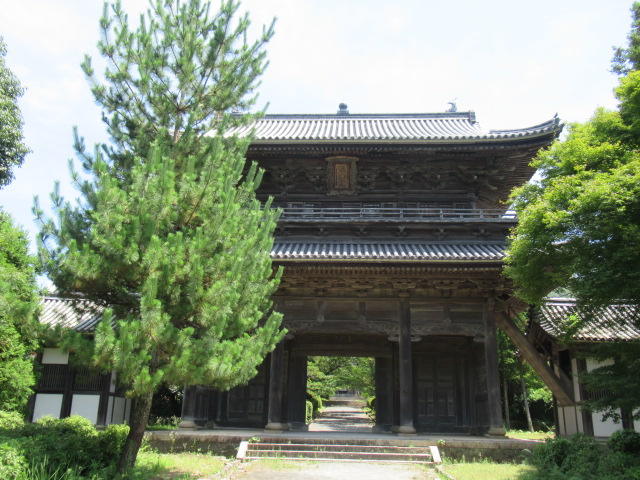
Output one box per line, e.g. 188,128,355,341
306,356,375,432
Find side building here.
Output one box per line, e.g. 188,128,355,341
528,298,640,438
30,296,132,426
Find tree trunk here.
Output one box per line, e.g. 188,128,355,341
519,369,534,432
116,391,154,475
502,374,511,431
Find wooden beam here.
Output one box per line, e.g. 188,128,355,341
495,312,575,407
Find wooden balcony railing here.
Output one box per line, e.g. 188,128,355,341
277,207,516,222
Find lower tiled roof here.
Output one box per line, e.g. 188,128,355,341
40,296,106,332
536,299,640,342
271,242,505,261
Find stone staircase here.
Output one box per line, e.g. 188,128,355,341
236,439,441,464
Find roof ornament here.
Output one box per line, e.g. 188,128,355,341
446,100,457,113
337,103,349,115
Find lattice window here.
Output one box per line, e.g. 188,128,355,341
72,366,106,392
38,364,69,391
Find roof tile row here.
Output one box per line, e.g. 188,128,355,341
230,112,562,143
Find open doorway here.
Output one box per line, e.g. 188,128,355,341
306,356,375,432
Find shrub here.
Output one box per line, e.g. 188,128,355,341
0,410,24,430
0,441,26,480
608,429,640,455
307,392,323,418
305,400,313,423
533,434,603,480
533,432,640,480
1,415,129,477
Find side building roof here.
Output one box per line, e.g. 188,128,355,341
534,298,640,342
40,296,108,333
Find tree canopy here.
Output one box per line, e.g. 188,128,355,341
506,9,640,313
0,36,30,187
35,0,282,473
0,212,39,414
506,2,640,423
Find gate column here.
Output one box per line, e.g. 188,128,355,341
485,302,505,435
398,300,416,434
265,338,288,431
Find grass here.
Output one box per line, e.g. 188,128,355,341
130,451,227,479
438,461,536,480
505,429,555,441
237,458,309,472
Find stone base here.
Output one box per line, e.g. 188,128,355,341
395,425,417,435
264,422,290,431
288,422,308,432
178,419,198,429
487,427,506,436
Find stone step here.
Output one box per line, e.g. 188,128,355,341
237,441,441,464
248,443,429,454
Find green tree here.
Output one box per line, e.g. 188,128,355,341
499,329,553,432
506,3,640,422
35,0,282,474
307,356,375,403
0,212,39,414
0,37,29,187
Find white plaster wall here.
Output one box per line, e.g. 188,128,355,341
586,358,614,371
557,407,566,435
571,358,581,402
111,397,126,424
562,406,579,435
41,348,69,364
634,411,640,432
70,394,100,424
33,393,63,420
585,358,623,437
106,396,114,424
124,398,132,423
592,413,623,437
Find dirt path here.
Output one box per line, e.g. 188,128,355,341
308,404,373,433
227,401,438,479
228,460,438,479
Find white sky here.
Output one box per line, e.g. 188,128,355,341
0,0,634,252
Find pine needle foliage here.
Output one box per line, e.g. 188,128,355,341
34,0,282,473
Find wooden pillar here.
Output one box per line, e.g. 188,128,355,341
95,373,111,426
265,339,288,430
484,304,505,435
178,385,199,429
374,356,394,432
287,355,308,430
397,300,416,434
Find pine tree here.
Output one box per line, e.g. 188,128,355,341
35,0,283,473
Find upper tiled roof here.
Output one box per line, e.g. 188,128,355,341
231,111,562,144
40,296,107,332
535,299,640,342
271,241,505,262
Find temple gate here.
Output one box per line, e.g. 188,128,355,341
179,107,562,435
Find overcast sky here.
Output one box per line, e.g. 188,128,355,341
0,0,634,253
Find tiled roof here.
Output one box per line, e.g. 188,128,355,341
271,242,505,261
231,112,562,144
535,299,640,342
39,296,107,332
